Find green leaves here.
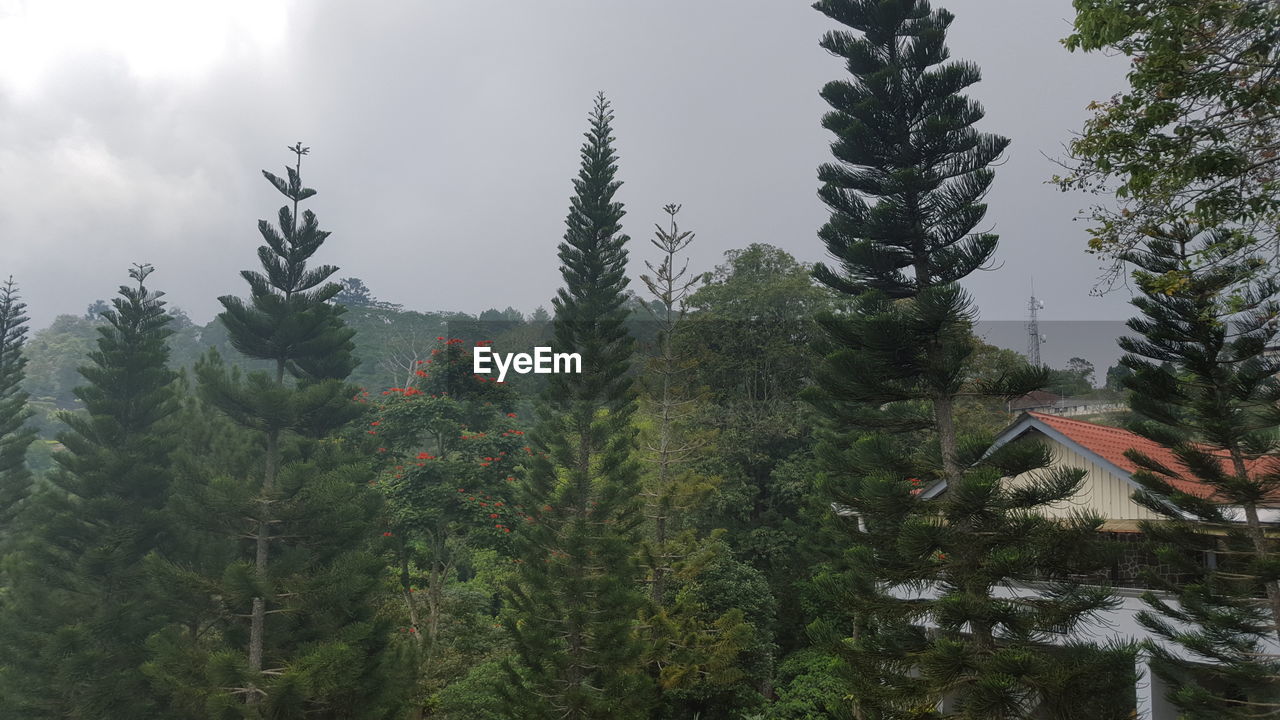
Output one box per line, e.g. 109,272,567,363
1118,225,1280,718
1061,0,1280,281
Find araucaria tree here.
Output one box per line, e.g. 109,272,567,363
501,94,652,719
1118,229,1280,718
637,204,707,607
0,276,34,532
806,1,1126,717
190,145,403,715
0,265,178,718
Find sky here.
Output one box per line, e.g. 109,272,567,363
0,0,1133,331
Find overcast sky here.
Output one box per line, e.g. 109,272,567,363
0,0,1131,330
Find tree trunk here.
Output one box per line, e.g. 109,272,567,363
933,395,962,483
246,427,278,704
247,360,286,705
1228,450,1280,641
427,556,442,649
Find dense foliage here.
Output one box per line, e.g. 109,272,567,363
1119,229,1280,718
0,266,178,717
1060,0,1280,287
1,2,1270,718
805,0,1132,716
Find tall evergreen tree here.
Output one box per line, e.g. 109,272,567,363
0,264,178,718
184,144,405,716
0,276,34,531
806,2,1127,717
637,204,708,606
1118,228,1280,718
501,93,652,720
635,207,765,715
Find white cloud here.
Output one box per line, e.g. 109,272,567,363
0,0,288,94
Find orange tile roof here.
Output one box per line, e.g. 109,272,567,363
1026,412,1280,501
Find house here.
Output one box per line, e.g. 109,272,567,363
1006,391,1126,418
916,412,1280,719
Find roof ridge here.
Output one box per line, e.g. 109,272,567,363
1020,410,1280,502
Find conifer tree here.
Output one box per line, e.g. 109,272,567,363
806,2,1127,716
0,264,178,718
635,207,763,711
637,204,708,605
501,93,652,720
0,276,34,532
1118,228,1280,718
188,144,405,716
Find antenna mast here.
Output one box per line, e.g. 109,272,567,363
1027,280,1045,366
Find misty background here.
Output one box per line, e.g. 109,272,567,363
1,0,1132,368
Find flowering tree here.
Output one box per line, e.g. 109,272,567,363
361,338,524,652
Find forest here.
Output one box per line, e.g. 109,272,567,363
2,1,1280,719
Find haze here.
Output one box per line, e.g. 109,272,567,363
0,0,1129,329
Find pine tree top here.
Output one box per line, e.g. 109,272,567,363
812,0,1009,299
216,145,358,381
0,276,29,381
0,275,34,524
550,93,635,415
55,263,177,500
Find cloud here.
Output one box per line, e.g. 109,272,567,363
0,0,1131,329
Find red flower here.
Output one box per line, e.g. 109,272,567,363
370,421,381,426
507,412,517,418
489,513,499,519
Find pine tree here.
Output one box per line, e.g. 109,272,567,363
1118,228,1280,718
0,264,178,718
186,144,406,716
634,207,765,712
0,276,34,532
637,204,709,606
806,2,1127,716
500,93,652,720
